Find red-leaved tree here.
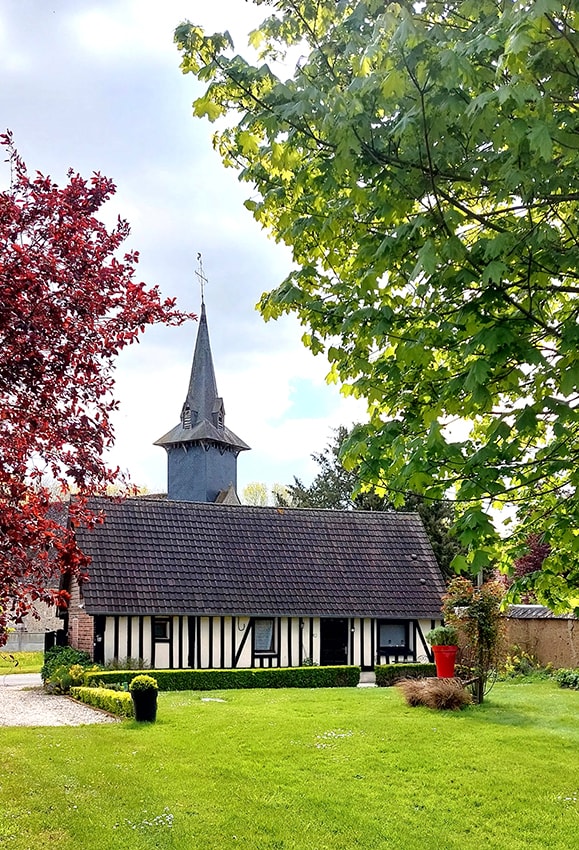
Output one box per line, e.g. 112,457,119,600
512,534,552,603
0,131,190,646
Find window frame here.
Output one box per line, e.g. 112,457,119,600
153,616,170,642
253,617,276,655
377,619,410,653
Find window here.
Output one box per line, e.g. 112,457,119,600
153,617,170,641
182,405,191,428
379,621,407,650
254,618,275,653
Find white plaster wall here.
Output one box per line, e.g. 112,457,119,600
222,616,233,668
130,617,140,661
104,616,115,662
172,616,183,668
362,618,374,667
212,618,221,666
199,617,210,667
155,642,170,668
311,617,320,664
417,618,440,661
118,618,128,660
289,617,300,665
278,617,288,667
142,617,152,667
235,617,252,667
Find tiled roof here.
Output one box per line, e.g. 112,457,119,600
76,497,446,619
507,604,576,620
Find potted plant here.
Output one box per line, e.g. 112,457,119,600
425,625,459,678
129,674,158,722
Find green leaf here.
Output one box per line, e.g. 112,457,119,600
464,359,491,392
559,364,579,397
192,96,223,121
528,123,552,162
451,554,469,575
482,260,506,284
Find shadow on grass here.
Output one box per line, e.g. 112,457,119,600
449,679,578,735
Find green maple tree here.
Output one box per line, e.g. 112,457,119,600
176,1,579,612
277,425,464,578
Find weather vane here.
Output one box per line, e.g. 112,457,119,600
195,252,208,305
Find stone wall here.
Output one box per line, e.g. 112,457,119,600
5,601,63,652
506,614,578,668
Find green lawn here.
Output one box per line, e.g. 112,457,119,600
0,650,43,674
1,681,577,849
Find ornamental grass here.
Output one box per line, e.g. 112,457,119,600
396,677,473,710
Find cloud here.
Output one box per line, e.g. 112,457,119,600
2,1,371,497
0,9,32,72
67,0,266,63
106,311,367,493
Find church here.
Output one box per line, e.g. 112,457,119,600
62,300,445,670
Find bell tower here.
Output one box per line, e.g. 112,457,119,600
154,275,249,502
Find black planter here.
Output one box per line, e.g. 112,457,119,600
131,689,158,722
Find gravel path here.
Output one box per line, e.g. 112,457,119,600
0,675,119,726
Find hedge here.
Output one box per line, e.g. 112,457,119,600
375,663,437,687
70,686,134,717
84,665,360,692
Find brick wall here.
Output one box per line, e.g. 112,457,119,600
67,578,95,657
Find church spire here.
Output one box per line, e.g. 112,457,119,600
154,268,250,503
182,301,221,431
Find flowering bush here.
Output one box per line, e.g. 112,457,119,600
443,577,506,702
443,576,475,607
501,646,552,680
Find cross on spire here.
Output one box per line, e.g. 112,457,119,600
195,252,208,305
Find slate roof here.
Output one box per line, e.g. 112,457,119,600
75,497,445,619
154,419,249,452
507,604,576,620
154,303,249,453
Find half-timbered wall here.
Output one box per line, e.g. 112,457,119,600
375,617,439,665
95,614,441,669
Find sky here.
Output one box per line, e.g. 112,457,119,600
0,0,366,497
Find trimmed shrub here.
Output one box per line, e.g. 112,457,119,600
396,677,472,710
375,663,436,687
555,668,579,690
71,686,134,718
129,674,158,692
84,665,360,692
41,646,92,682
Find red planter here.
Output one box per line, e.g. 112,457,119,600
432,645,458,678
